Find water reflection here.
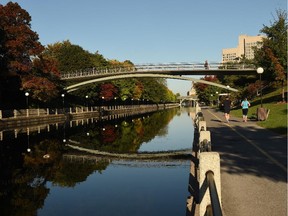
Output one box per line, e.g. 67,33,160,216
68,108,194,154
0,107,195,216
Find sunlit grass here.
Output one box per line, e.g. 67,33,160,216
231,89,287,135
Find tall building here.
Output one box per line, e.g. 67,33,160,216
187,81,197,96
222,34,264,63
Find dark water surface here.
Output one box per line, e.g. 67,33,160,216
38,160,190,216
0,107,195,216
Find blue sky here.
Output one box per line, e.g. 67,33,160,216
2,0,286,95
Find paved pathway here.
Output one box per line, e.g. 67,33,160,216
200,107,287,216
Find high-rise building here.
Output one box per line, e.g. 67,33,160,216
222,34,264,63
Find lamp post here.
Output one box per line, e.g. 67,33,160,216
210,94,213,106
114,97,117,109
61,94,65,113
101,96,104,107
216,91,219,107
63,123,66,143
25,92,29,117
123,97,127,106
85,95,89,109
257,67,264,108
27,128,31,152
25,92,29,107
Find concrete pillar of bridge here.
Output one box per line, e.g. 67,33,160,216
199,152,222,216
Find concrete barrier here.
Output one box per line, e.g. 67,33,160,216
199,130,211,152
199,130,210,143
189,109,222,215
198,121,206,132
195,111,204,127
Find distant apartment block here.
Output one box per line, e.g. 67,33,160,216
222,34,264,63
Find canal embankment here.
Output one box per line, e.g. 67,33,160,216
0,103,179,131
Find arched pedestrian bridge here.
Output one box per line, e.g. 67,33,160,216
61,62,257,92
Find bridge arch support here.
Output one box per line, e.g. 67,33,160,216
65,74,238,93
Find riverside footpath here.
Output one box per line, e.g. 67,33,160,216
200,107,287,216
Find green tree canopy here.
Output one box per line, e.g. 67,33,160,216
45,40,96,73
254,9,287,102
254,10,287,82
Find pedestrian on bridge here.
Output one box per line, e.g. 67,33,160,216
204,60,209,70
241,98,250,122
223,96,231,123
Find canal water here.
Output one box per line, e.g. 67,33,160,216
0,107,196,216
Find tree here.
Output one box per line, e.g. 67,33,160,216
99,83,118,101
194,76,222,105
90,51,109,67
46,40,95,73
22,55,61,102
254,10,287,102
0,2,62,106
133,81,144,99
0,2,44,76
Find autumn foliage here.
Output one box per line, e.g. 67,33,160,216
0,2,61,104
0,2,44,75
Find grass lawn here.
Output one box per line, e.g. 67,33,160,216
230,89,287,135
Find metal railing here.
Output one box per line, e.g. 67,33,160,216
206,171,223,216
60,62,256,80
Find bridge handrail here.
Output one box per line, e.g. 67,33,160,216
206,171,223,216
60,63,256,80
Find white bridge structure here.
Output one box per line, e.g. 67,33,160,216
61,62,257,92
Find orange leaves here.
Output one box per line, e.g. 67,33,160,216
99,83,118,100
264,47,285,81
22,75,59,102
0,2,44,75
33,55,60,77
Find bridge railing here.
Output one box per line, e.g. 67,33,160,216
61,66,136,80
60,63,256,80
135,62,255,71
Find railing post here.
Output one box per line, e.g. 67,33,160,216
198,121,207,132
199,130,211,152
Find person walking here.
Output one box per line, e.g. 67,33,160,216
241,98,250,122
204,60,209,70
223,96,231,123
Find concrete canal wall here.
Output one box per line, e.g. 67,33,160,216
0,103,179,130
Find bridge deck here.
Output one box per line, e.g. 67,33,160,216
61,69,256,80
61,63,257,80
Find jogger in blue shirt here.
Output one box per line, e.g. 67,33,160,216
241,98,251,122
